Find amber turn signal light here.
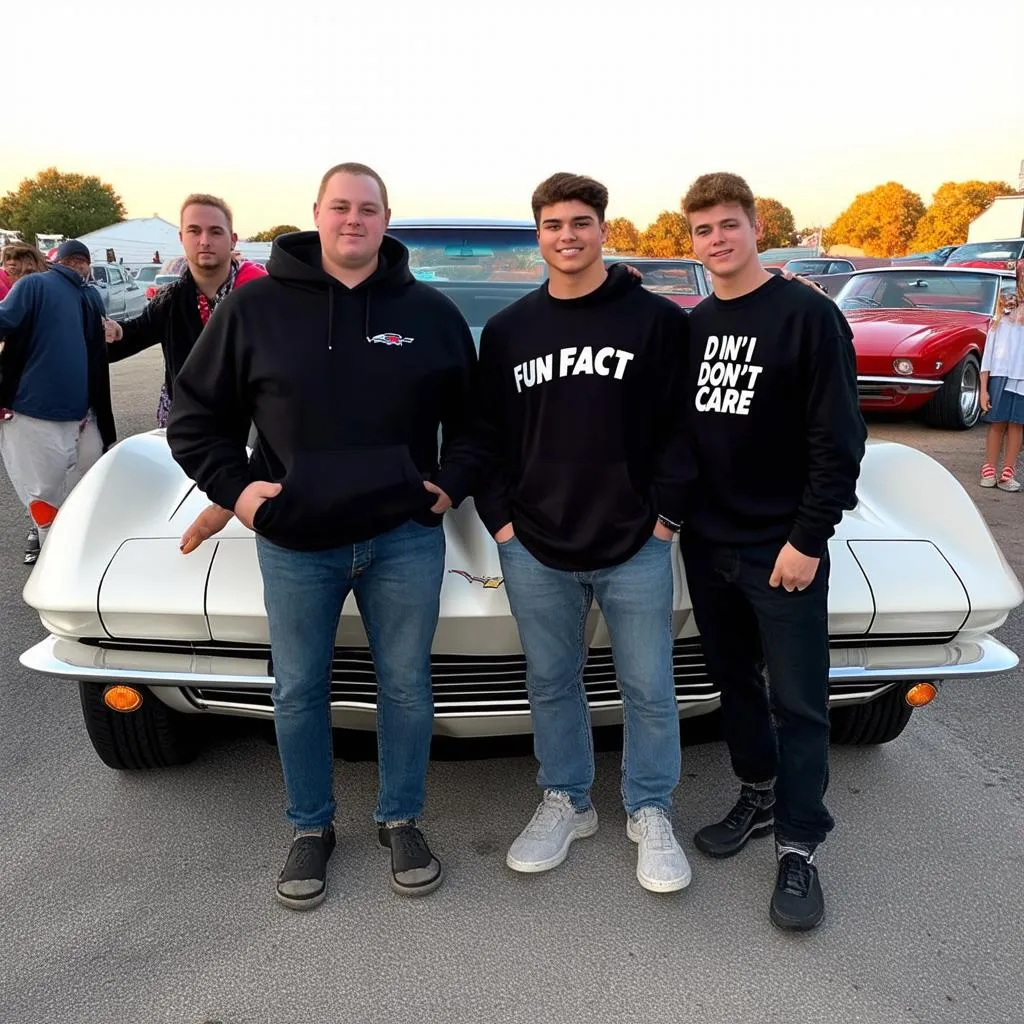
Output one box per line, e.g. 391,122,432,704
904,682,937,708
103,684,143,713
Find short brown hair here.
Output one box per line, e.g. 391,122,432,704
2,242,49,275
531,173,608,226
317,162,389,209
179,193,233,231
682,172,756,227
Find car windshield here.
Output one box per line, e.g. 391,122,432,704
135,265,160,282
949,241,1022,261
605,259,703,296
784,259,831,274
386,226,544,336
836,272,999,314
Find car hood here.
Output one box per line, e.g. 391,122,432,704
846,308,982,357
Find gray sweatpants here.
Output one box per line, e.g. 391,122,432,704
0,410,103,546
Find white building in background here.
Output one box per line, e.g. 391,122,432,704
72,217,272,270
967,195,1024,243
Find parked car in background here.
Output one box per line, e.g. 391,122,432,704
890,246,958,267
16,221,1023,770
89,263,148,322
145,274,179,301
783,257,856,276
835,267,1016,429
132,264,163,288
603,256,712,308
945,238,1024,271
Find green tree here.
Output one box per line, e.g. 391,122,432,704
637,211,693,258
909,180,1015,251
247,224,300,242
755,197,796,250
826,182,925,257
605,216,640,253
0,167,126,242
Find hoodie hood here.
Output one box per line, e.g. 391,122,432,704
266,230,414,293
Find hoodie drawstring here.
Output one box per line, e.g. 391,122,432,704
364,291,371,342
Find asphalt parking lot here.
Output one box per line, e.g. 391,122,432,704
1,348,1022,1024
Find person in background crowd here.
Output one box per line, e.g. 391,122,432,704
979,261,1024,491
0,240,116,564
104,193,266,427
1,242,63,562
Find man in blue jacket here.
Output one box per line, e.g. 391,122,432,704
0,240,116,561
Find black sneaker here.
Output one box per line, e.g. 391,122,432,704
378,821,443,897
770,846,825,931
275,825,336,910
693,784,774,858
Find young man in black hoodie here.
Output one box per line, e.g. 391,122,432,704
166,163,479,909
680,172,866,931
472,173,693,893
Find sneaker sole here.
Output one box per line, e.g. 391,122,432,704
389,861,444,898
275,886,327,911
626,819,692,893
980,479,996,488
770,902,825,931
505,815,599,873
693,819,774,859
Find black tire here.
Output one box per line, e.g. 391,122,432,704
829,685,915,745
923,353,981,430
79,682,199,770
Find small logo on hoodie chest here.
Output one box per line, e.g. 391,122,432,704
368,332,414,346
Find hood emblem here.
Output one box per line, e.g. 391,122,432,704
368,332,414,346
449,569,504,589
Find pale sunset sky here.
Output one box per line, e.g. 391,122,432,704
5,0,1023,238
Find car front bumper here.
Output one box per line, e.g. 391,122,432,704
21,632,1019,738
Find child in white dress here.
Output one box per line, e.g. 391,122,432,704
980,263,1024,492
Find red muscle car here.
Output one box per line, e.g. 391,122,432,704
835,267,1017,429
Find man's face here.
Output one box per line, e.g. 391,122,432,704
536,200,607,276
688,202,762,279
314,173,389,271
65,255,91,280
180,204,236,274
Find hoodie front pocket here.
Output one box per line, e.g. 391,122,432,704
256,446,428,537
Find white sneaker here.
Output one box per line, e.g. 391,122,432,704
627,807,692,893
506,790,598,873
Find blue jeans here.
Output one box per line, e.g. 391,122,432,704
497,534,681,815
256,519,445,830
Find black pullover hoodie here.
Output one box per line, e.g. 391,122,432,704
471,266,693,571
166,231,481,551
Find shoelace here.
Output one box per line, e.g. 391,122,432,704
284,836,325,878
777,852,814,897
633,809,676,851
524,792,575,837
390,826,429,863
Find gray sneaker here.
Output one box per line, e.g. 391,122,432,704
506,790,598,873
627,807,692,893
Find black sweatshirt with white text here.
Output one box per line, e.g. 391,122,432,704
472,267,693,571
683,274,866,557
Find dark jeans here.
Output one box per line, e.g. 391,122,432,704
679,533,834,847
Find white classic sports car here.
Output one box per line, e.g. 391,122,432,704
19,220,1024,770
